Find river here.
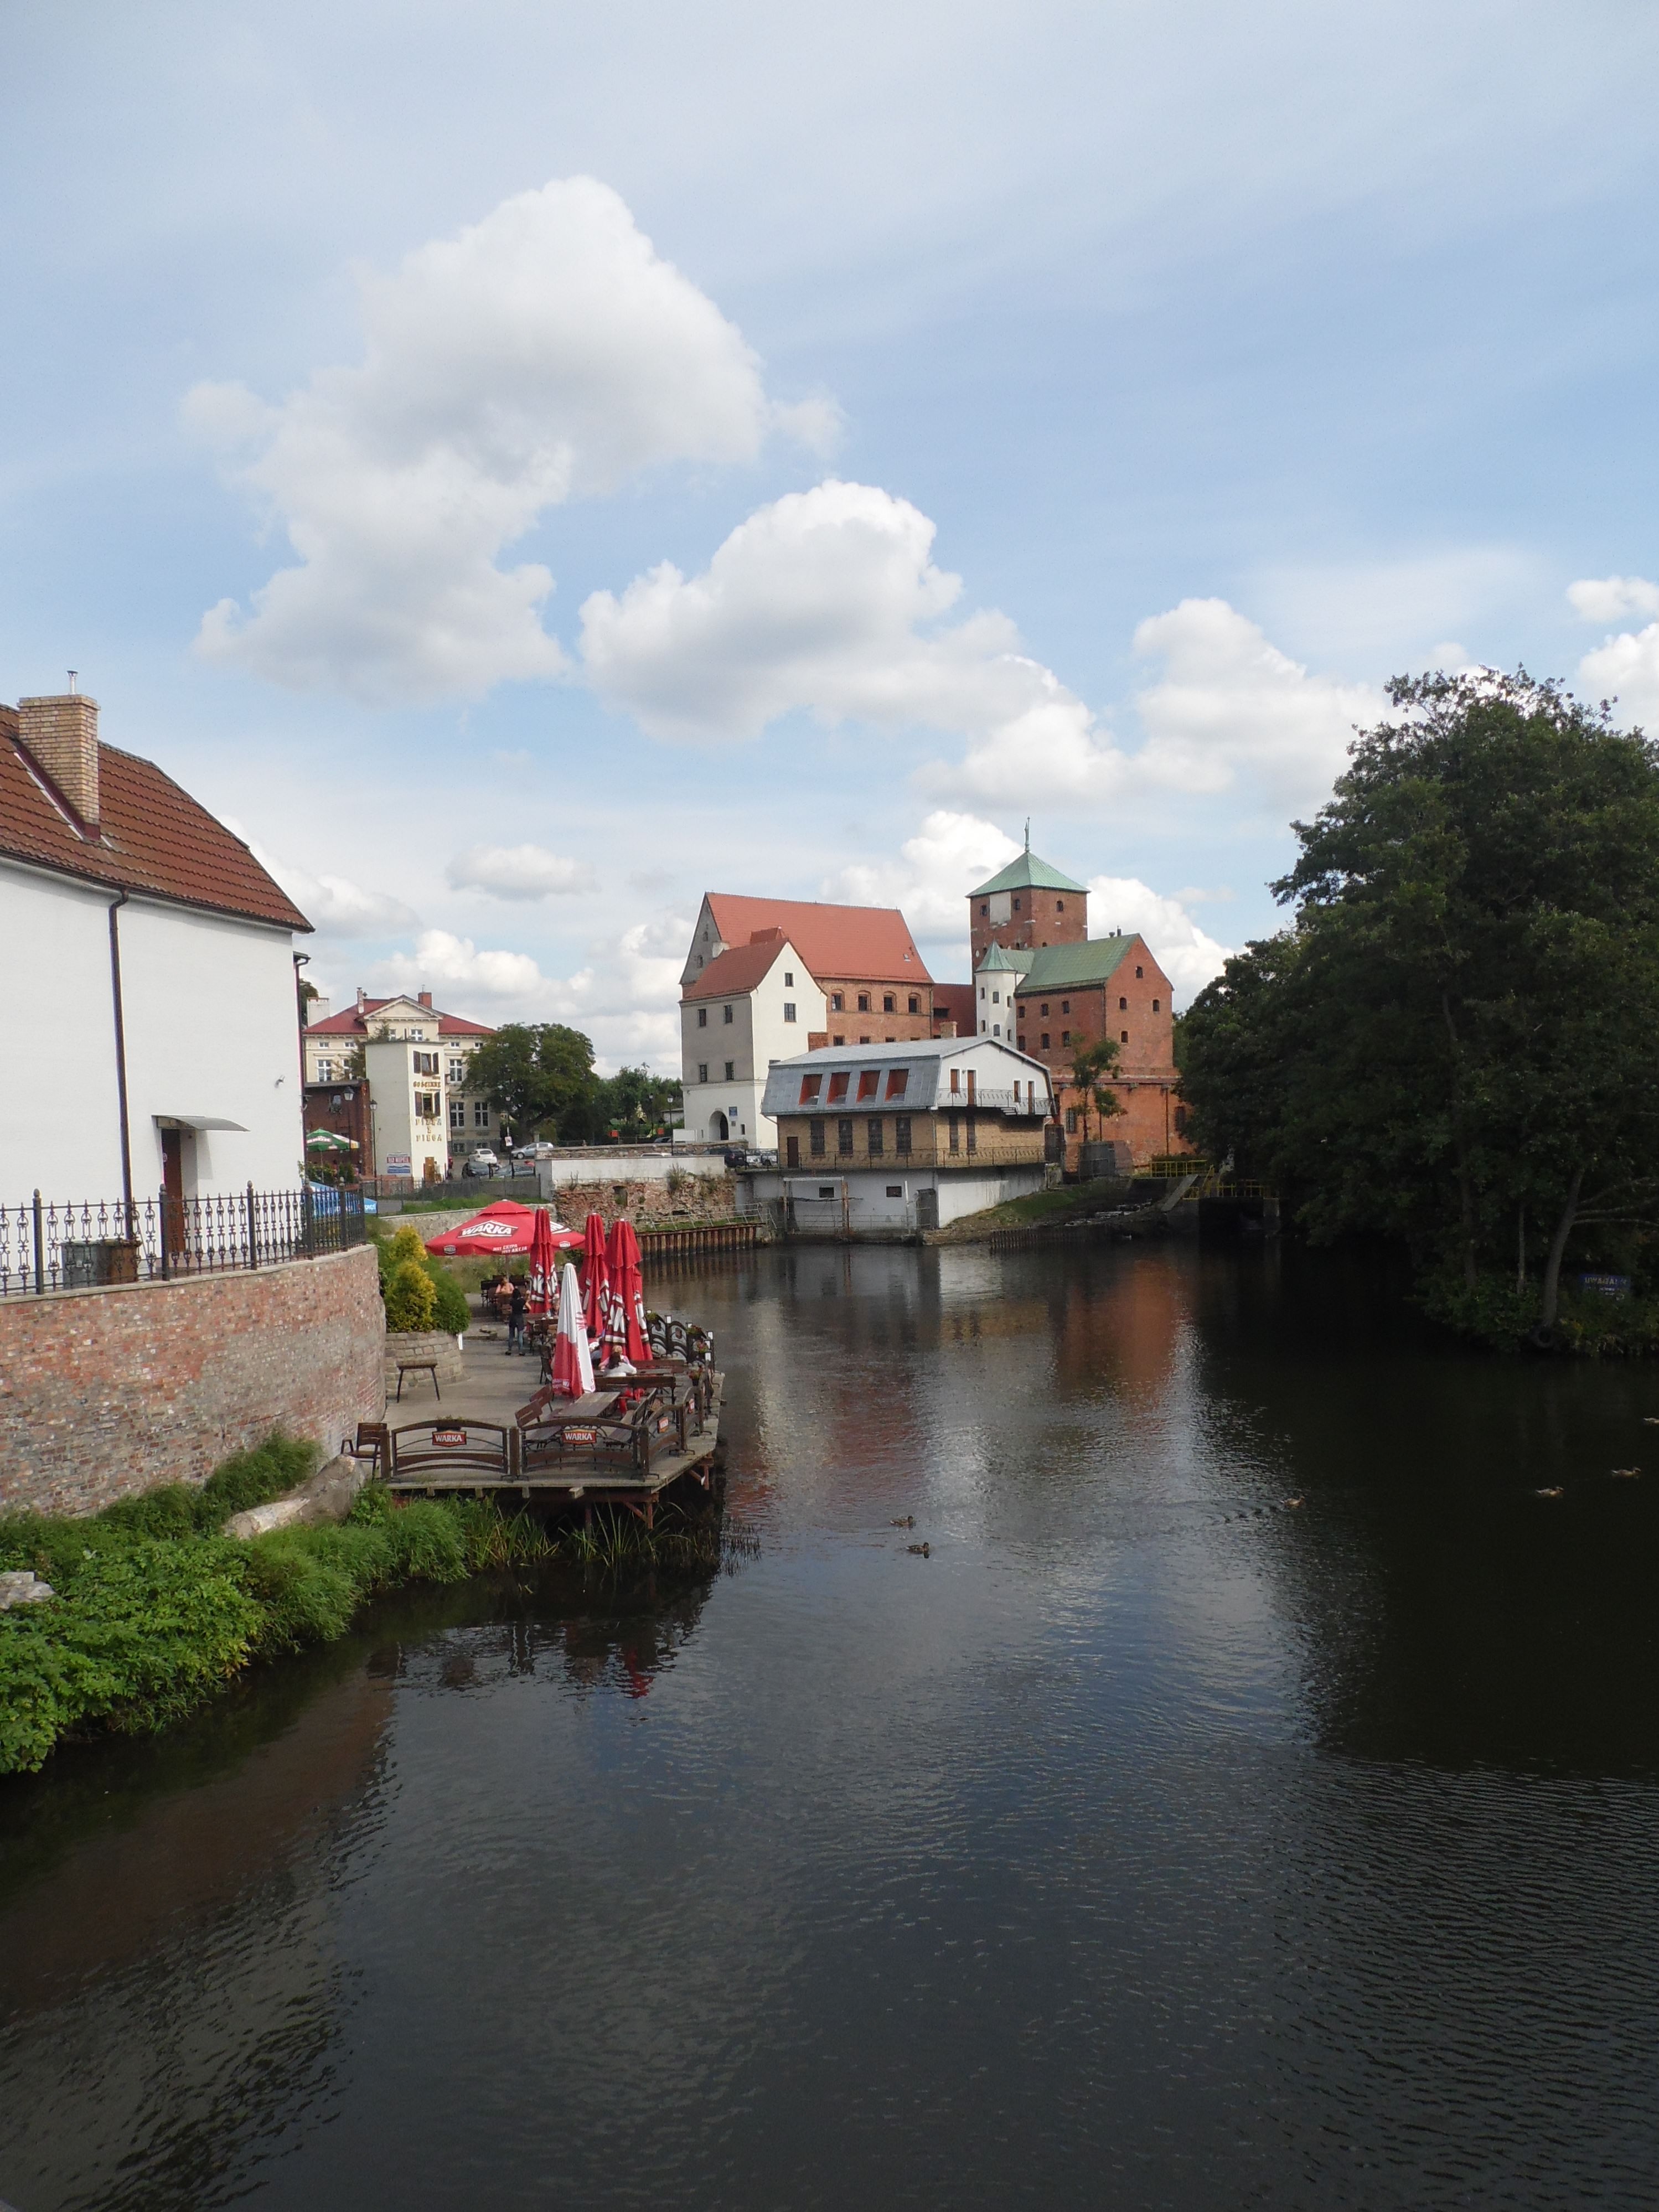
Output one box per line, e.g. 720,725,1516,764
3,1242,1658,2210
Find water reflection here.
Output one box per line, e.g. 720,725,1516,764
3,1243,1658,2212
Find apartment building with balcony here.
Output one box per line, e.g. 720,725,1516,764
752,1036,1053,1236
304,989,502,1178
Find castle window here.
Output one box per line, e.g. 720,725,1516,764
831,993,844,1011
858,993,871,1012
783,1003,797,1022
980,902,989,916
1062,1030,1071,1045
1119,997,1128,1010
992,990,1000,1005
1061,1000,1070,1014
832,1034,845,1046
1152,999,1160,1012
1040,1002,1050,1016
723,1004,733,1024
1013,896,1021,911
1135,965,1144,979
1017,1035,1026,1050
1120,1032,1129,1045
725,1060,735,1081
883,994,895,1013
697,1007,707,1027
908,995,919,1014
1066,1108,1077,1133
784,971,794,986
698,1062,708,1083
1174,1105,1187,1134
1057,900,1064,911
1041,1032,1050,1048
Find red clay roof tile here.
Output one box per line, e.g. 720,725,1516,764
702,895,932,984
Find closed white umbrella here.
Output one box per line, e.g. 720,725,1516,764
548,1259,595,1397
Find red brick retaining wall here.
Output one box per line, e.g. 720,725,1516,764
0,1244,385,1516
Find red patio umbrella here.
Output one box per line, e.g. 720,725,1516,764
581,1211,610,1340
605,1216,650,1365
425,1201,581,1259
547,1259,595,1398
526,1207,562,1318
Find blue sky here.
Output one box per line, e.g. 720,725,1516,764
5,1,1659,1066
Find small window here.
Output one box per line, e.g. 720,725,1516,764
895,1116,912,1154
784,970,794,986
837,1117,854,1156
1061,1000,1070,1014
1120,1031,1129,1045
885,1068,909,1098
697,1062,708,1083
1066,1108,1077,1133
857,1070,878,1101
1017,1034,1026,1050
832,1034,845,1047
447,1058,464,1084
867,1118,884,1155
949,1068,960,1093
818,1185,834,1198
786,1134,800,1167
828,1071,849,1103
799,1074,823,1104
1062,1030,1071,1045
1174,1104,1187,1134
472,1099,487,1128
991,989,1000,1005
908,995,919,1014
783,1003,797,1022
1135,965,1144,979
980,902,989,916
1013,896,1021,911
993,1024,1001,1037
725,1060,735,1081
883,993,895,1013
948,1111,960,1154
1040,1002,1049,1017
858,993,871,1012
1056,900,1064,912
831,993,844,1012
723,1005,734,1024
810,1118,826,1156
1152,998,1160,1013
1041,1032,1050,1048
886,1184,903,1198
697,1007,707,1027
449,1098,466,1130
979,985,986,998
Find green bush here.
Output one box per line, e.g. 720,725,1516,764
385,1258,438,1332
375,1224,470,1334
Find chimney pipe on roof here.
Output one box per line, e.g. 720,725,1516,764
18,689,100,830
356,986,367,1012
417,989,433,1009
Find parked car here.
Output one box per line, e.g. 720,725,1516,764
463,1149,500,1177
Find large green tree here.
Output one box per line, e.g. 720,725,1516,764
1181,671,1659,1329
465,1022,597,1140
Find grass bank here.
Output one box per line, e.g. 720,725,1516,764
0,1435,730,1777
923,1176,1135,1245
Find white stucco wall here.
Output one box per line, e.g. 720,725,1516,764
741,1162,1047,1236
0,862,303,1200
679,937,825,1147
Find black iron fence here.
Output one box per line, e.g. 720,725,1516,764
0,1185,369,1298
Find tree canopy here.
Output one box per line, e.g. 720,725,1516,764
1180,671,1659,1332
463,1026,680,1146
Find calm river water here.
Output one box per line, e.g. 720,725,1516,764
4,1242,1659,2210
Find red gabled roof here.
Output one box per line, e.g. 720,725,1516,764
0,707,311,932
307,996,494,1039
683,935,797,1003
702,895,932,985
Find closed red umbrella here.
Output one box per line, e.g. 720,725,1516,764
547,1260,594,1398
606,1217,649,1364
581,1211,610,1340
526,1207,561,1318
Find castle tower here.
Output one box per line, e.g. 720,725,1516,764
967,835,1087,967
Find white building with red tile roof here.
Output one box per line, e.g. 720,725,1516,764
678,895,937,1149
1,689,312,1202
304,989,503,1180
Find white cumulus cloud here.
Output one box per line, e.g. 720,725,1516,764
189,177,825,704
230,830,420,939
830,809,1022,941
1567,575,1659,624
446,843,598,900
1086,874,1234,1002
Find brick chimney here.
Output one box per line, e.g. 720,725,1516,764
417,989,433,1008
356,986,368,1012
18,688,100,830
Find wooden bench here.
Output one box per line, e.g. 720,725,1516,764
386,1420,511,1481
